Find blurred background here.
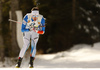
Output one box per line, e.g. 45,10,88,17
0,0,100,67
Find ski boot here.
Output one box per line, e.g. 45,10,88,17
15,57,23,68
29,57,34,68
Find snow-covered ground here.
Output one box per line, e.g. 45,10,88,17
1,42,100,69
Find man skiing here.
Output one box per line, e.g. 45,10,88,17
15,7,45,68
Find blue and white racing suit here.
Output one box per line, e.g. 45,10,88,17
19,13,45,58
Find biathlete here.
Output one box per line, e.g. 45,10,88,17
15,7,45,68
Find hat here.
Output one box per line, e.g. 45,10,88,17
31,10,39,15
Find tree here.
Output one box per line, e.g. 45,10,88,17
38,0,74,53
37,0,100,53
10,0,20,57
74,0,100,45
0,0,5,61
72,0,76,21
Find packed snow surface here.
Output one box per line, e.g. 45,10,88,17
1,42,100,69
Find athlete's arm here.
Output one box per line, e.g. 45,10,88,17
21,15,30,32
37,17,45,34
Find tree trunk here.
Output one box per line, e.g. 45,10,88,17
72,0,76,21
10,0,20,57
0,0,5,61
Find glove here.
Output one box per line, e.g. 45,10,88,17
37,31,44,34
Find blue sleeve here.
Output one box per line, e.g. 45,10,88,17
21,15,30,32
23,15,28,22
41,17,45,32
21,24,30,32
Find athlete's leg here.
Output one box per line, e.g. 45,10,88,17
16,32,30,68
31,37,39,57
29,37,39,68
30,31,39,57
19,32,30,58
19,38,30,58
30,40,34,56
29,31,39,68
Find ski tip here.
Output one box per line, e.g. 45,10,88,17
15,66,20,68
29,67,34,68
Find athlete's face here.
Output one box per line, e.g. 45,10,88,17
32,15,38,21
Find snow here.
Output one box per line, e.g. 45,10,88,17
93,26,99,32
96,3,100,7
0,68,100,70
87,17,91,21
83,25,89,33
1,42,100,70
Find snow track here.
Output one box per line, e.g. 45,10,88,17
1,42,100,69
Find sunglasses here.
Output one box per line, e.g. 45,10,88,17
32,15,38,17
